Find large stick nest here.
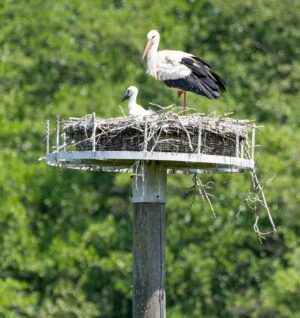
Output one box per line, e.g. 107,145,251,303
63,113,251,157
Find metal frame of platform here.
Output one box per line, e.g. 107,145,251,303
45,150,254,174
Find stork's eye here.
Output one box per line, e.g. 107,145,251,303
152,35,155,39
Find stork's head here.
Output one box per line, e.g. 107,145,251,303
147,30,160,43
142,30,160,60
122,86,138,101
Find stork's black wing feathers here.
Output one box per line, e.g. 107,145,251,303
163,56,226,99
189,56,211,68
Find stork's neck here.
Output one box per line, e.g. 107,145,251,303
146,42,159,78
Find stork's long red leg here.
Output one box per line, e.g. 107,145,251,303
183,91,187,112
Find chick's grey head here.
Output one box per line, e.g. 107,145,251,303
122,86,138,101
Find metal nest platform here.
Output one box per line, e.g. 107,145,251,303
44,112,256,174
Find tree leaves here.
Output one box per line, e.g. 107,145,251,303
0,0,299,317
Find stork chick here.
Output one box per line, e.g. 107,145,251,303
122,86,154,116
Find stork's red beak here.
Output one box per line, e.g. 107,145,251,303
142,40,153,60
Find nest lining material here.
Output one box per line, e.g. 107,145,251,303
63,113,251,157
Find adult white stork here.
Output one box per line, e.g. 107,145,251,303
122,86,155,116
142,30,226,111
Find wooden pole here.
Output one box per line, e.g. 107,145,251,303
197,124,202,156
62,133,66,152
45,120,50,155
132,162,167,318
251,125,256,161
56,115,60,152
92,112,96,152
235,134,239,157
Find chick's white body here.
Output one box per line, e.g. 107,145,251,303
125,86,154,116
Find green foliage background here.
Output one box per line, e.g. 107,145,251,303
0,0,299,317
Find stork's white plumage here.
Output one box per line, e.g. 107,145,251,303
122,86,154,116
142,30,226,111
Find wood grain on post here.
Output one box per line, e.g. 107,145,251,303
133,203,165,318
132,162,166,318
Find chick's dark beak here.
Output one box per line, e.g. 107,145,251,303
122,93,130,102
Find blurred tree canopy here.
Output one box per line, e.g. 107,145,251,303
0,0,299,317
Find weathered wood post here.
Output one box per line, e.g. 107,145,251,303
132,162,167,318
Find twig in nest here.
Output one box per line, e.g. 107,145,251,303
177,115,193,152
239,171,276,243
118,105,126,117
193,174,216,218
253,215,273,244
251,169,276,233
148,102,175,112
241,136,276,239
223,111,234,116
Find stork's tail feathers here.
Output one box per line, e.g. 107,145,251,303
210,71,226,93
185,57,226,98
